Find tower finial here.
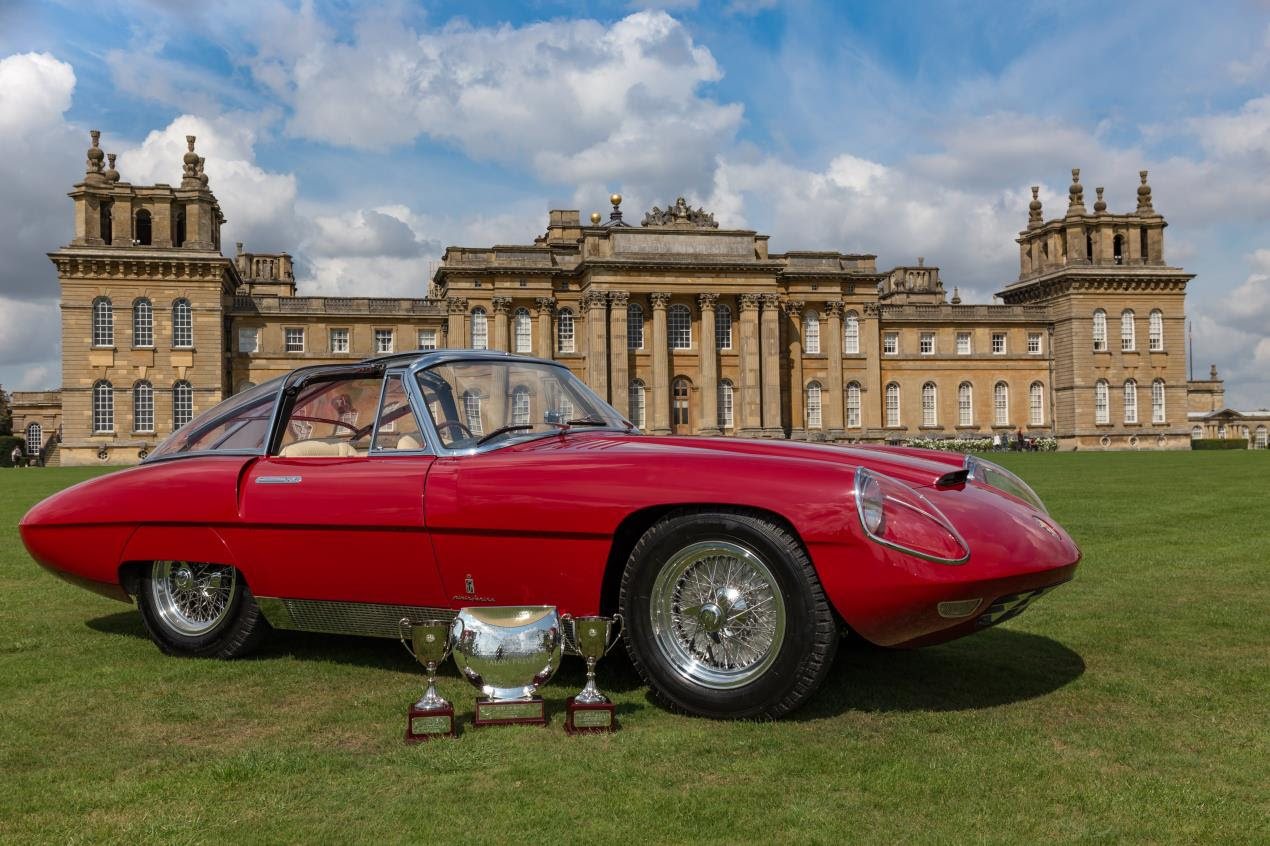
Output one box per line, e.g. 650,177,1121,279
197,156,209,187
609,193,623,223
951,287,961,305
182,135,201,186
85,130,106,183
1136,169,1155,215
1066,168,1085,216
1027,186,1043,229
1094,186,1106,214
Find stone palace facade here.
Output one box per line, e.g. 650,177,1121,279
14,130,1267,465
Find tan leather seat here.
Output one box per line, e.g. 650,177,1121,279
396,434,422,450
278,440,359,457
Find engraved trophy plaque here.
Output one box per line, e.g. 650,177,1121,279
451,606,562,727
399,617,456,742
562,613,623,734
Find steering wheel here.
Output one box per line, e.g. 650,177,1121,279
434,420,474,441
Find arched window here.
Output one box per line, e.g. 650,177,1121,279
135,209,152,246
806,381,823,429
1095,380,1110,424
846,382,862,428
513,307,532,353
1256,426,1268,449
174,210,186,247
629,380,646,429
885,382,900,427
555,307,576,353
803,310,820,354
1121,309,1136,351
844,311,860,354
668,304,691,349
1152,379,1166,424
92,298,114,347
132,298,153,348
172,381,193,428
93,381,114,433
172,299,193,348
718,380,734,429
1123,379,1138,424
511,386,530,425
1029,381,1045,426
1149,309,1164,351
1191,426,1202,440
921,382,937,427
672,378,690,426
994,381,1009,426
715,304,732,350
462,389,484,435
471,307,489,350
25,422,42,455
1113,233,1124,264
958,382,973,426
1092,309,1107,352
133,381,154,433
100,202,113,245
627,303,644,350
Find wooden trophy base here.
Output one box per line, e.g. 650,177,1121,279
473,697,547,728
564,696,616,734
405,702,456,743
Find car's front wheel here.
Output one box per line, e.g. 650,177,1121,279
619,509,838,719
137,561,269,658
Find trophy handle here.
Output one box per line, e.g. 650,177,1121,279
397,617,415,661
560,612,575,651
450,615,465,654
605,613,625,655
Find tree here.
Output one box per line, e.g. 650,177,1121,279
0,384,11,436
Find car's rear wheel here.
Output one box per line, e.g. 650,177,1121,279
137,561,269,658
619,508,838,719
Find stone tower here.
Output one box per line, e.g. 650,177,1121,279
999,170,1194,449
50,131,240,465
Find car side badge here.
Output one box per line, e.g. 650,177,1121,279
465,574,476,595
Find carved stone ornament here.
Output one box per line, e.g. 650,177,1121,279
491,296,513,314
608,291,630,307
760,293,781,308
650,292,672,309
782,299,805,317
738,293,761,310
446,297,469,314
533,297,556,315
642,196,719,229
696,292,719,309
581,290,608,310
825,300,845,317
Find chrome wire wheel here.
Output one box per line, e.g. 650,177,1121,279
649,540,786,689
150,561,237,636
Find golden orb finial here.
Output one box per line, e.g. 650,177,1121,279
610,193,622,207
590,212,602,225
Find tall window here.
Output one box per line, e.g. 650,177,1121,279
1256,426,1268,449
629,380,646,429
100,202,113,245
844,312,859,354
92,298,113,347
285,327,305,352
921,382,937,426
174,210,186,247
715,304,732,350
991,332,1006,354
1095,380,1110,424
133,381,154,433
93,381,114,433
556,308,575,353
471,307,488,350
1093,309,1108,351
1149,309,1164,351
511,386,530,425
1113,233,1124,264
718,380,734,429
1029,382,1044,426
463,390,483,435
418,329,438,350
958,382,973,426
375,329,394,354
994,382,1009,426
26,422,42,454
803,311,820,354
1152,379,1166,423
1028,332,1042,354
627,303,644,349
846,382,861,428
133,299,153,348
883,332,898,355
172,299,193,348
956,332,971,355
672,378,690,426
1121,310,1136,351
669,304,691,349
238,327,259,353
1191,426,1202,440
173,381,193,428
920,332,935,355
1123,379,1138,424
135,210,152,245
513,308,532,353
885,383,900,427
806,381,823,429
330,328,349,353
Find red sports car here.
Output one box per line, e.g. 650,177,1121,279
20,351,1079,719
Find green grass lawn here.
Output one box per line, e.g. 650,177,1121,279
1,453,1267,845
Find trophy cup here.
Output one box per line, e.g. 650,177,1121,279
561,613,623,734
399,617,456,742
451,606,562,727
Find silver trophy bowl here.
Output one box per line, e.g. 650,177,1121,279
451,606,563,701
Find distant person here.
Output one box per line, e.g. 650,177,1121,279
992,433,1001,451
11,446,23,467
1016,428,1025,451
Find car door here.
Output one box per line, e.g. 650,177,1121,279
234,371,446,608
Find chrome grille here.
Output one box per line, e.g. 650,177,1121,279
259,597,456,639
976,584,1060,628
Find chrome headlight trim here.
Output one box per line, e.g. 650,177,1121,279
852,468,971,565
966,456,1049,514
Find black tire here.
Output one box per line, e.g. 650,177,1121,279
137,561,270,658
619,508,838,719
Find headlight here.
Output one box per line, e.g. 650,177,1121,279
853,468,970,564
966,457,1048,514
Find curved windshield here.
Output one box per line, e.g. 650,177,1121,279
148,378,283,460
415,359,632,449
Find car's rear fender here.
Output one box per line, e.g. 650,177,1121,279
118,525,243,596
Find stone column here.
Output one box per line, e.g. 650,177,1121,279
697,293,721,435
760,293,783,437
738,294,762,437
784,300,805,439
491,297,512,352
582,290,608,396
825,300,845,438
446,297,468,348
650,292,672,435
608,292,630,415
863,303,882,430
534,297,555,358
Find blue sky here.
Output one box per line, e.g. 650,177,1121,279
2,0,1268,406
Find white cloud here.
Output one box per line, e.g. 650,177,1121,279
0,297,60,387
1190,96,1270,159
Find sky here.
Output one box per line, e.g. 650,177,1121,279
1,0,1268,408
